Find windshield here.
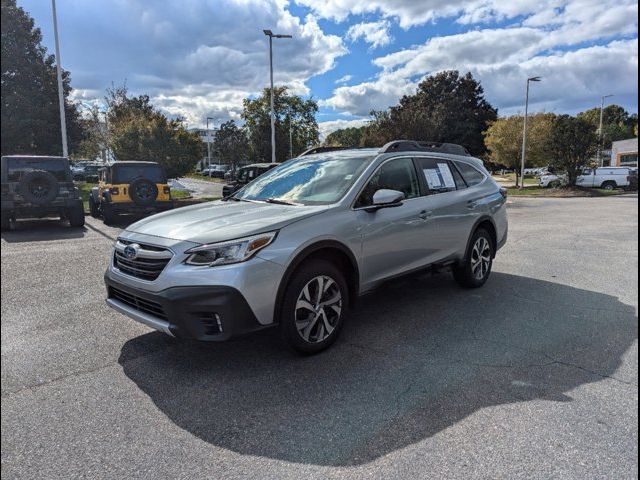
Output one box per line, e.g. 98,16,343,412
113,164,166,183
234,153,375,205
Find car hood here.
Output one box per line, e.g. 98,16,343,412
125,200,329,244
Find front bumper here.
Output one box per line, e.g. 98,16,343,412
105,274,271,341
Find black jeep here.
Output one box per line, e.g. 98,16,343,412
1,155,85,230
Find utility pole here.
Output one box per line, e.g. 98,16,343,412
520,76,541,189
263,30,292,163
597,94,613,167
206,116,214,174
51,0,68,157
289,116,293,159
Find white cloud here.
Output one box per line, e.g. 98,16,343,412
318,118,370,139
322,0,638,116
335,74,353,84
34,0,347,127
346,20,393,48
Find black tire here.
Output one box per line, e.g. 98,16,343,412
601,181,617,191
453,228,494,289
279,259,349,354
102,203,119,225
1,212,11,231
67,201,85,227
129,178,158,206
89,196,99,218
19,170,59,205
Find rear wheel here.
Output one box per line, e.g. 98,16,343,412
601,181,617,191
453,228,494,288
279,259,348,354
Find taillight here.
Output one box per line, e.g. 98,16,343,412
499,187,508,199
109,187,119,195
163,186,171,194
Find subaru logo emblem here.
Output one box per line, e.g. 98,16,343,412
123,244,139,260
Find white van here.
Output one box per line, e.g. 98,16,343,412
540,167,632,190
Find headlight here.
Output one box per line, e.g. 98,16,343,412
184,232,277,266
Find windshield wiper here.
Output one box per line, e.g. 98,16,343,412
264,197,300,206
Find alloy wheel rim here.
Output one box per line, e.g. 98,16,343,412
471,237,491,280
295,275,342,343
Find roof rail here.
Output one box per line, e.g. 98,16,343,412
298,146,351,157
379,140,470,156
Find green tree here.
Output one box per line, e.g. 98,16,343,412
324,126,366,147
545,115,598,186
213,120,248,169
105,86,203,178
577,104,636,148
484,113,555,187
1,0,84,156
360,71,497,155
242,87,319,162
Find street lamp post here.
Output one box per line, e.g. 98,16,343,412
263,29,292,163
597,94,613,167
206,116,214,174
51,0,68,157
520,76,541,189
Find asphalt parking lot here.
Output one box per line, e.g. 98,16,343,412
1,196,638,479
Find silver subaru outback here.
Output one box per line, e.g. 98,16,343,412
105,141,508,353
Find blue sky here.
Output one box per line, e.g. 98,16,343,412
20,0,638,137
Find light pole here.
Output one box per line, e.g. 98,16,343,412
51,0,68,157
289,115,293,159
206,116,214,173
520,76,541,189
597,94,613,167
263,29,292,163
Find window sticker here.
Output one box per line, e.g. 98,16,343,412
437,163,457,188
423,169,442,189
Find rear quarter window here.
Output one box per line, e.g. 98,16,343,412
454,161,485,187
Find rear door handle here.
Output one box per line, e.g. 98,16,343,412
467,200,478,209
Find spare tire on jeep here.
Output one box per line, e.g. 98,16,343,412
128,178,158,206
19,170,59,205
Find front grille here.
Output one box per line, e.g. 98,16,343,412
113,240,172,281
109,287,167,320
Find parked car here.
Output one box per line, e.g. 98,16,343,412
222,163,280,197
539,167,633,189
1,155,85,230
89,161,173,224
73,163,103,182
209,165,230,178
104,140,508,353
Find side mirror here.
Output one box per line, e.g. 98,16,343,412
366,189,405,212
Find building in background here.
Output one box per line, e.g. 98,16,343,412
611,138,638,168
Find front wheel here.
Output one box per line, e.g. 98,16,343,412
89,196,99,218
67,201,85,227
453,228,494,288
279,259,348,354
102,203,119,225
1,212,11,231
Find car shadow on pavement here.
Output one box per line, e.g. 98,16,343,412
1,219,87,242
118,272,637,466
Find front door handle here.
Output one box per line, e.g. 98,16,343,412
419,210,433,220
467,200,478,209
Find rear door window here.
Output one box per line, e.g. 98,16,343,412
416,158,462,194
454,161,485,187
